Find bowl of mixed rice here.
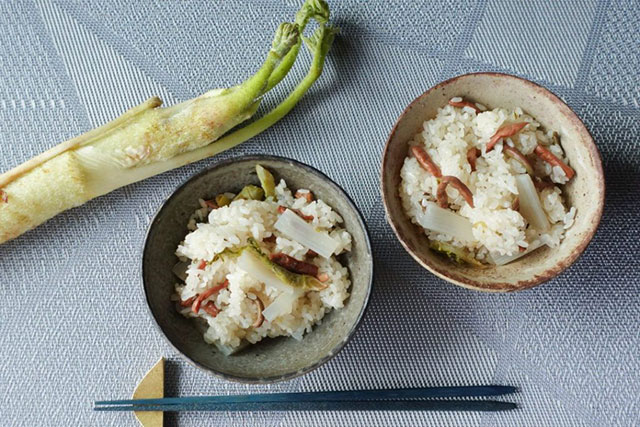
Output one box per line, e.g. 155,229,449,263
143,155,373,382
381,73,604,292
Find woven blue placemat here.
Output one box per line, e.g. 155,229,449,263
1,1,638,426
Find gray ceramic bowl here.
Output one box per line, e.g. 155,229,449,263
381,73,605,292
142,155,373,383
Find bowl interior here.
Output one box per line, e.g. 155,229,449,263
143,156,372,382
382,73,604,291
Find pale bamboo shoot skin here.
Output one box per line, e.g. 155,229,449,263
0,0,334,245
0,152,90,243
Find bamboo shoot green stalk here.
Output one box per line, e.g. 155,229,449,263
266,0,329,91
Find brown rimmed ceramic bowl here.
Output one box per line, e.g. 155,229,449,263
381,73,605,292
143,155,373,382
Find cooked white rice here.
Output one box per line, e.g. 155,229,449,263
400,100,576,263
174,178,352,353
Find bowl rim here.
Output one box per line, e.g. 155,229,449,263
380,72,605,292
141,154,374,383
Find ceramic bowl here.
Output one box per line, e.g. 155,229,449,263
142,155,373,382
381,72,604,292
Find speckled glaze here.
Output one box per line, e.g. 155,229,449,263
142,155,373,383
381,73,605,292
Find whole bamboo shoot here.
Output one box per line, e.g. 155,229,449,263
0,0,334,244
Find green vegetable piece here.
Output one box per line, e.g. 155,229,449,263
256,164,276,198
215,193,231,207
429,240,485,268
233,185,264,201
246,238,325,290
215,247,242,262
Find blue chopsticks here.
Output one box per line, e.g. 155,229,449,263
95,385,517,412
95,400,516,412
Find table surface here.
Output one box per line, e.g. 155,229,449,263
1,1,638,426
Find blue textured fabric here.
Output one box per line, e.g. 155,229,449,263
1,1,638,426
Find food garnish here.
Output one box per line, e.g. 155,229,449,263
503,145,534,175
448,97,481,113
486,122,528,151
202,199,218,210
411,145,442,177
533,178,555,191
317,272,329,282
202,301,220,318
534,144,575,179
512,197,520,211
263,234,277,243
180,296,196,307
467,147,480,172
295,190,314,202
277,205,314,222
252,298,265,328
191,279,229,314
436,176,475,208
270,252,319,277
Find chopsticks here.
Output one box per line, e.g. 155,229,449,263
95,385,517,412
95,400,516,412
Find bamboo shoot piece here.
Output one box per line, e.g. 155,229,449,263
237,249,294,294
239,239,326,291
0,0,334,245
262,291,300,323
491,240,544,266
515,174,550,232
274,209,339,258
415,202,476,243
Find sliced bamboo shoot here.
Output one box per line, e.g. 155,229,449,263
262,291,300,322
415,202,475,242
237,250,293,294
515,174,550,232
491,240,544,266
274,208,339,258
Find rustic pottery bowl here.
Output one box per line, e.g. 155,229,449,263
143,155,373,382
381,73,604,292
